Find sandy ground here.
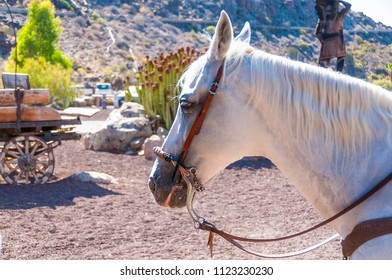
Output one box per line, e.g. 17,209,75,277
0,110,343,260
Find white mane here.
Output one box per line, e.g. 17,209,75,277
234,43,392,169
182,40,392,170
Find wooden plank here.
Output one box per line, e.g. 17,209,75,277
0,106,61,122
0,117,81,129
0,89,50,105
2,73,30,89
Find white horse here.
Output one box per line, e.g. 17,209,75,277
149,11,392,259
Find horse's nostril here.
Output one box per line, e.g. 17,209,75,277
148,177,157,193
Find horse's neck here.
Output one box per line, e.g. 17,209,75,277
249,72,392,237
259,118,392,237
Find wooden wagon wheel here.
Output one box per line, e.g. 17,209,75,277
0,136,55,184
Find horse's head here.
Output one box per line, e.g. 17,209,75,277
149,11,259,208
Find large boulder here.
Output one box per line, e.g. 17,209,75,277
83,102,152,151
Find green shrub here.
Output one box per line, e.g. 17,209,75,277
5,57,76,107
206,26,215,36
387,63,392,82
52,0,71,10
374,80,392,91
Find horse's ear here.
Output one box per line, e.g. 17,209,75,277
209,10,233,61
234,22,251,44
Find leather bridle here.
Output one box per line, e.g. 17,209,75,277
154,61,224,192
179,62,225,165
153,61,392,259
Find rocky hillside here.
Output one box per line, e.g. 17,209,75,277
0,0,391,88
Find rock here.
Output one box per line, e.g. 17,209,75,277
71,171,117,185
157,127,169,138
130,137,145,150
143,134,165,160
83,102,152,151
107,117,151,150
83,126,109,150
109,102,146,119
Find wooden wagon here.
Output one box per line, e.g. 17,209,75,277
0,73,81,185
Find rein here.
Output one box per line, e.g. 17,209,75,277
153,61,392,258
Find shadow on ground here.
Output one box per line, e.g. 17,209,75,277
0,177,120,210
227,156,275,170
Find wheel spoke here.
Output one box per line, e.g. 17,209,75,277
14,170,22,182
6,150,20,159
13,140,24,155
5,163,18,172
4,159,18,165
25,136,30,155
32,171,40,183
30,141,39,155
36,148,50,158
25,171,30,184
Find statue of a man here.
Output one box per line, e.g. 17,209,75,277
315,0,351,72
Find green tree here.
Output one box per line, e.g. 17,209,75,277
10,0,72,69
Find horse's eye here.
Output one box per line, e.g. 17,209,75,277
180,97,195,114
180,99,195,113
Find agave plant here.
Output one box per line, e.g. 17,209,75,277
136,47,203,129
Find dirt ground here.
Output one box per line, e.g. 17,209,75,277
0,110,343,260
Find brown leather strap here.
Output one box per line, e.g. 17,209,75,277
14,87,24,134
198,170,392,244
180,63,224,162
342,217,392,258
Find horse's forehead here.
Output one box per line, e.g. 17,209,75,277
180,58,215,95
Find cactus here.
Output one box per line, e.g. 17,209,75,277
122,76,133,102
136,47,203,129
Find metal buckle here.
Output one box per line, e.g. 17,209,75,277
208,82,219,95
188,167,204,192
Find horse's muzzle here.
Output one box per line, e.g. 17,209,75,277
148,176,187,208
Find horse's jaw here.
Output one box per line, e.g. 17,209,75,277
148,160,188,208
